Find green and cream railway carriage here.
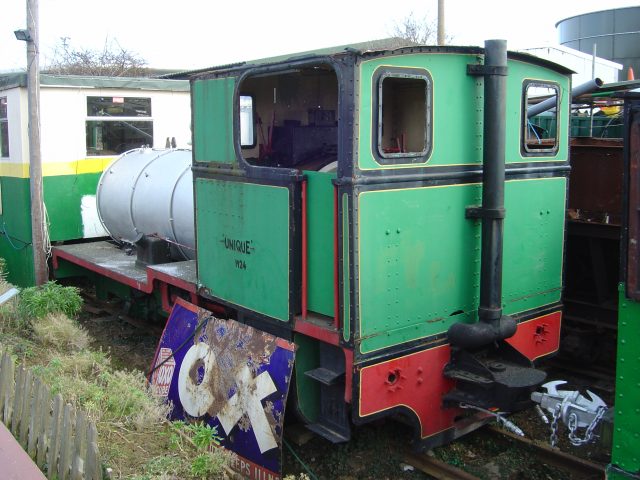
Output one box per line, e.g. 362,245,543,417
0,73,190,286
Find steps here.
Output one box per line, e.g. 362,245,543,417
303,342,351,443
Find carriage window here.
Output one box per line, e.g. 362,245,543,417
86,96,153,156
239,95,255,147
0,97,9,158
523,82,559,154
378,73,431,159
87,96,151,117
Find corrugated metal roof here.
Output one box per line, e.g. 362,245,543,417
0,72,189,92
161,38,412,79
163,38,574,80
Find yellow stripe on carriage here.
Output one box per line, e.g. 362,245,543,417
0,157,116,178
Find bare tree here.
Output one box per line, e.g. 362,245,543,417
390,12,437,46
389,12,453,47
44,37,148,77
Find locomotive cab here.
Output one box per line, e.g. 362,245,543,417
190,39,571,452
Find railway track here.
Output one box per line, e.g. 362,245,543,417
80,291,164,335
405,425,606,480
75,286,605,480
78,291,163,372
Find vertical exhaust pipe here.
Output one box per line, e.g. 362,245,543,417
448,39,516,348
478,39,510,329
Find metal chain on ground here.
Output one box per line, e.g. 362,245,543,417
550,403,561,447
567,406,606,447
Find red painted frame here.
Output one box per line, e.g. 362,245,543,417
52,247,197,314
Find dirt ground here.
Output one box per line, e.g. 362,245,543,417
78,309,612,480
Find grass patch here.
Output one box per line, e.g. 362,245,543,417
17,281,83,321
32,312,90,351
0,273,228,478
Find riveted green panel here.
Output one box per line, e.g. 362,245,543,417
610,285,640,475
357,184,482,354
358,53,481,170
305,171,335,317
502,177,566,314
196,178,290,321
358,55,570,172
192,77,237,164
357,177,565,354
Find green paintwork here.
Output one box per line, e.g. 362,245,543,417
356,178,565,354
609,284,640,476
305,171,335,317
357,183,482,353
196,177,290,321
0,173,103,287
358,53,481,170
292,333,320,423
185,49,568,359
192,78,237,164
342,193,350,342
0,176,34,286
357,55,570,171
502,178,566,315
44,173,102,240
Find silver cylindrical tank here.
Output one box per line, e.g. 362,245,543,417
96,148,195,260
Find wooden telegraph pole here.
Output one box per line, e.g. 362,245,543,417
437,0,445,46
25,0,48,285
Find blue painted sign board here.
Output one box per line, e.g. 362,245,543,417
150,299,296,479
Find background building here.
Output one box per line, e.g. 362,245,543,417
557,6,640,79
0,74,189,286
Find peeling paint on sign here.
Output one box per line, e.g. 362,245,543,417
150,299,296,479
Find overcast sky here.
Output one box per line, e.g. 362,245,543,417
2,0,639,72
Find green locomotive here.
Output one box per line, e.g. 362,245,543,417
51,39,573,474
189,40,570,446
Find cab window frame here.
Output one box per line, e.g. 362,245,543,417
373,67,433,166
521,80,560,157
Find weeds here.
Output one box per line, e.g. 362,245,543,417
133,454,188,479
32,312,90,351
190,452,226,479
162,421,228,479
0,266,228,478
0,257,7,280
185,422,223,450
17,281,83,321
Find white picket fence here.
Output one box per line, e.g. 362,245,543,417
0,351,102,480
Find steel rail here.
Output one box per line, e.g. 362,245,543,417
486,425,606,479
404,452,481,480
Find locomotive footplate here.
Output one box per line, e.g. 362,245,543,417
443,341,546,412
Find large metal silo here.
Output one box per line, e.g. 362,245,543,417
557,6,640,79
